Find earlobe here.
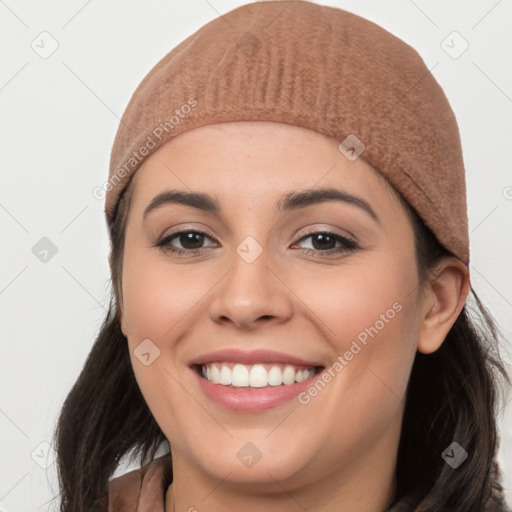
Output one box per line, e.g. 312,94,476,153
120,314,128,338
417,258,470,355
118,304,129,338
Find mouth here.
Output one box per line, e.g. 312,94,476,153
192,362,323,388
188,349,326,412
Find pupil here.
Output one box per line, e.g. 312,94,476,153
312,233,334,250
181,232,203,249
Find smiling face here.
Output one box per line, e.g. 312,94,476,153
115,121,450,506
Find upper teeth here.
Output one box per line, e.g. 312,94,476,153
201,363,316,387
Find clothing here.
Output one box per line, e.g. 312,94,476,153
104,0,470,265
107,454,511,512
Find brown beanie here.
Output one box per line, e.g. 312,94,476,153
104,0,469,265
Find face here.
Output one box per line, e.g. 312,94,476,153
118,121,427,495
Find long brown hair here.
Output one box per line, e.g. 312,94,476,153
51,173,510,511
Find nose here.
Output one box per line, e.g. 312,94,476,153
208,243,294,331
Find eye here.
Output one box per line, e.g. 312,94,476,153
154,229,218,255
292,230,358,255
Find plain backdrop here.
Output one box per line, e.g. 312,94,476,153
1,1,511,510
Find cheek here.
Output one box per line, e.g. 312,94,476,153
120,248,210,445
291,252,420,426
121,248,207,341
299,251,418,347
119,242,231,403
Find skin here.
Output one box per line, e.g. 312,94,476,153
114,121,470,512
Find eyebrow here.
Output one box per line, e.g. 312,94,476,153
143,187,379,223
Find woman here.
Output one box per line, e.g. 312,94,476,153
52,1,511,511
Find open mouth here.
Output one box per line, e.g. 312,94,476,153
192,362,324,389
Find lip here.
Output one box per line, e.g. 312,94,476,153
190,366,322,413
188,348,323,367
188,349,325,413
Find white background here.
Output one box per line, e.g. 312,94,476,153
0,1,511,510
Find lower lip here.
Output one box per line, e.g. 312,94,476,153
191,367,321,413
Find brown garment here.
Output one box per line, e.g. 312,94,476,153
107,454,511,512
107,455,172,512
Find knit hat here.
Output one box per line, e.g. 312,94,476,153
104,0,470,265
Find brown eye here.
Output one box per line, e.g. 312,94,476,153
294,231,358,255
155,230,218,255
175,231,206,250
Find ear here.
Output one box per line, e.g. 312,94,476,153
417,257,470,354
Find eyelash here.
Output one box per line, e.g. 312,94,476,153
154,228,359,257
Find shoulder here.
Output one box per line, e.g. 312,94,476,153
107,454,172,512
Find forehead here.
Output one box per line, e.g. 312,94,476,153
128,121,402,218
